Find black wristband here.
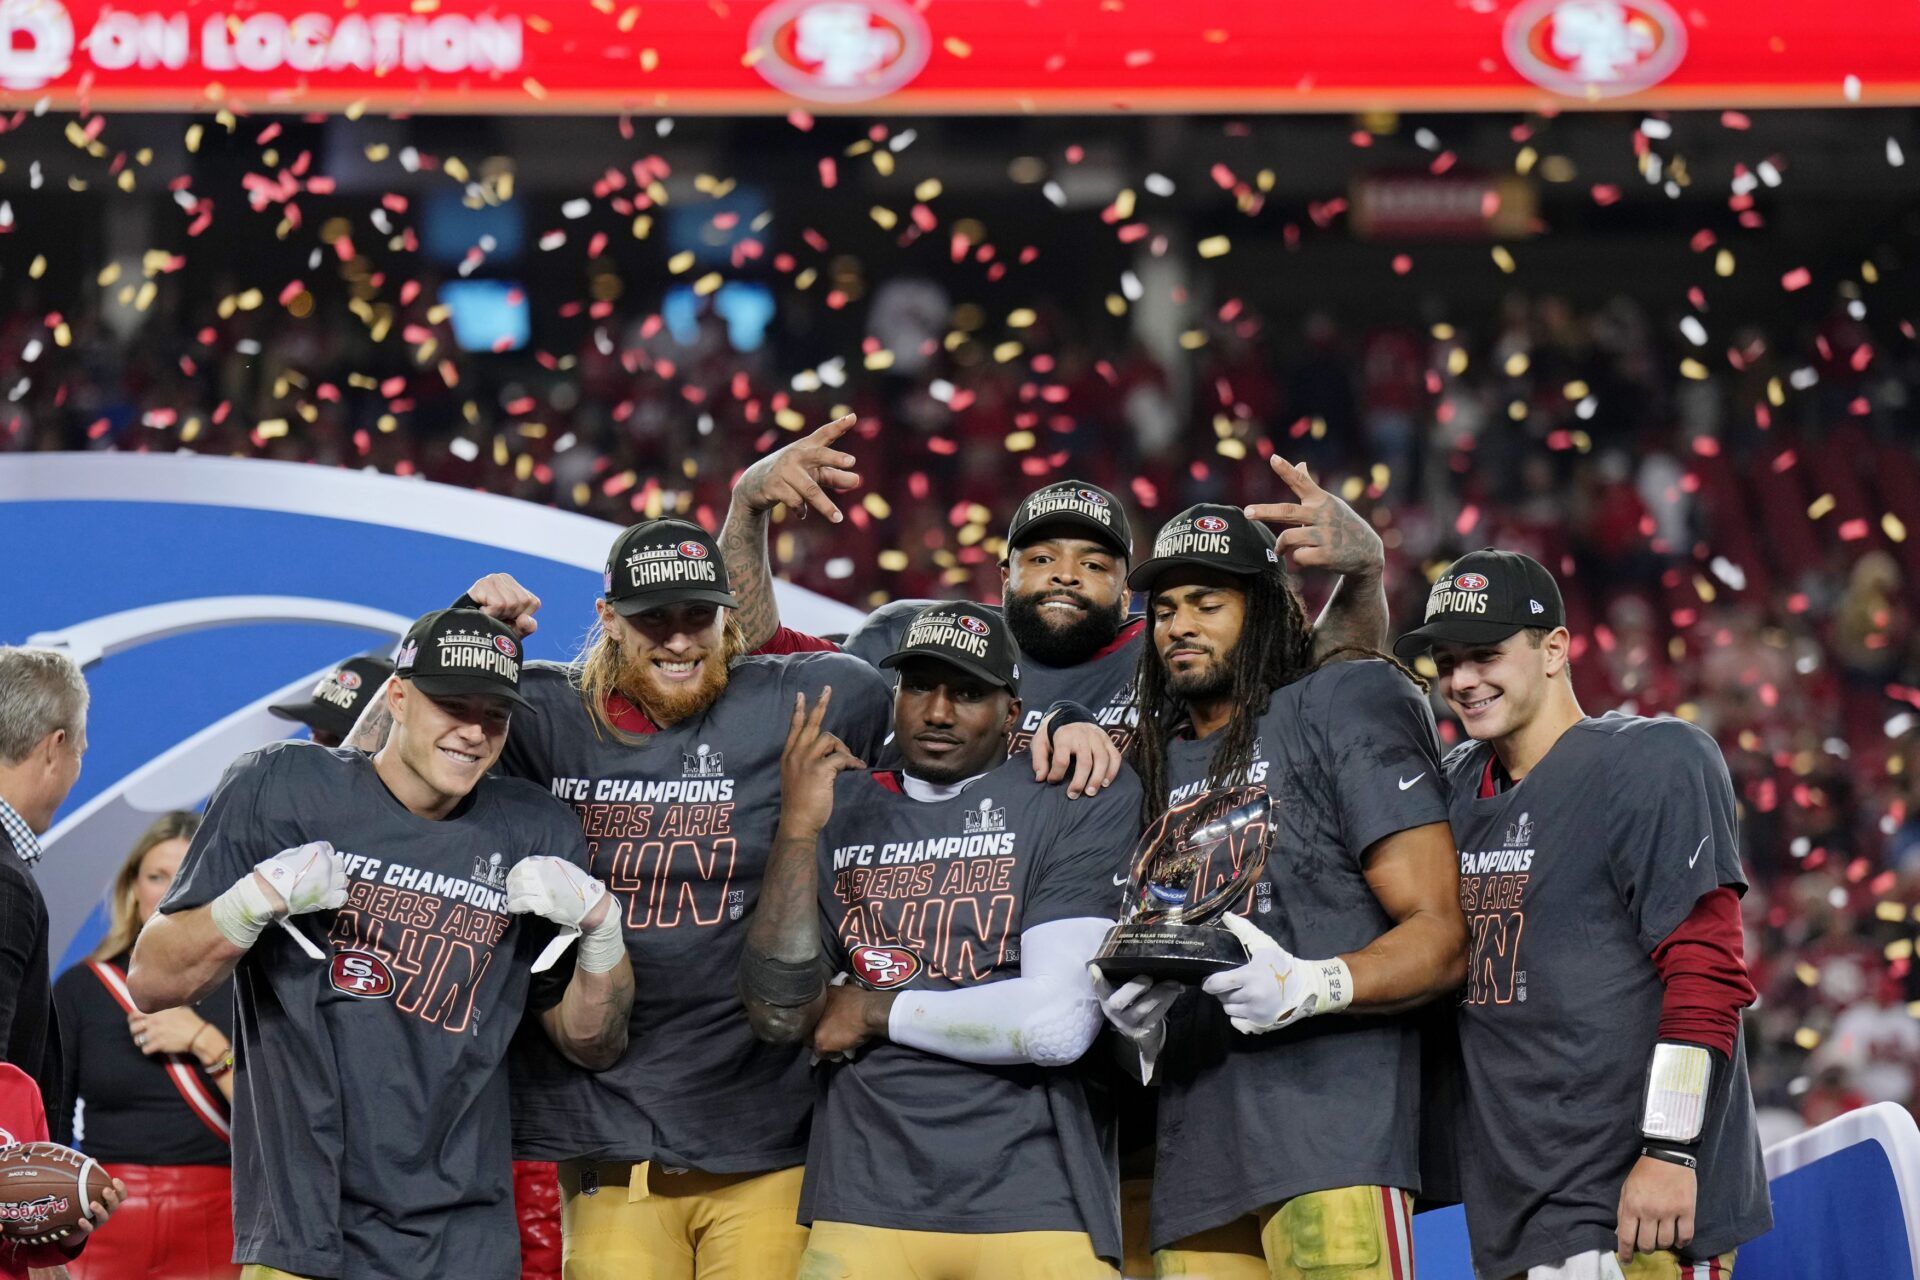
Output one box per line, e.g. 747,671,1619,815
1640,1143,1699,1171
740,953,829,1009
1039,700,1099,747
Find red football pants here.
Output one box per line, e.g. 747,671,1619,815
66,1163,238,1280
517,1159,563,1280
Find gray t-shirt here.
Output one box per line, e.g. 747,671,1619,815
843,599,1145,752
160,742,587,1280
1440,713,1772,1278
499,653,892,1172
801,757,1142,1261
1149,658,1450,1249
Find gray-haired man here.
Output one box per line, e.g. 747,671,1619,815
0,646,90,1127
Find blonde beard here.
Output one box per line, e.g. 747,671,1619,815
615,646,730,726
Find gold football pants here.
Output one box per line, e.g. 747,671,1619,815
1152,1185,1417,1280
558,1160,810,1280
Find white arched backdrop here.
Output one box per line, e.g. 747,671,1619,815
0,452,862,967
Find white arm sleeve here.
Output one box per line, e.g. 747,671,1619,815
886,916,1110,1068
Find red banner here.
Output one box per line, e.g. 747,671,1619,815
2,0,1916,115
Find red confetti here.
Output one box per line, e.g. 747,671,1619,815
1781,267,1812,292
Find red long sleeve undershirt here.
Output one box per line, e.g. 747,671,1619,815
1650,884,1755,1058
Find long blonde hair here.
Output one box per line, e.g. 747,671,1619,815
572,609,751,740
91,810,201,962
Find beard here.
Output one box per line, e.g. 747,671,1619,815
616,644,730,726
1164,647,1237,703
1004,588,1127,667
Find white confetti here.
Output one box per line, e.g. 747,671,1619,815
1640,118,1672,139
1042,181,1067,208
1789,366,1819,390
1890,138,1907,167
1757,160,1781,188
1145,173,1175,196
562,199,591,219
449,437,480,461
1844,74,1862,101
1414,128,1440,151
889,129,917,152
1680,316,1708,346
1120,271,1143,301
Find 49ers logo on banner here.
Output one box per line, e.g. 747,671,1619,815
1504,0,1687,99
748,0,930,104
330,949,395,998
849,944,921,990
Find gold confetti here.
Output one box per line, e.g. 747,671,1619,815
1807,493,1836,520
1007,308,1036,329
1197,235,1231,258
668,251,695,274
943,36,972,57
870,206,898,230
1715,249,1735,277
1679,358,1709,380
1491,246,1516,273
1884,513,1907,542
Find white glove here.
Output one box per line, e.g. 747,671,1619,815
210,841,347,950
507,856,625,974
1200,913,1353,1035
1091,968,1184,1083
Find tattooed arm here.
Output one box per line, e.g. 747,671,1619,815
1243,455,1390,659
541,948,635,1071
344,677,398,752
740,689,864,1043
721,414,862,650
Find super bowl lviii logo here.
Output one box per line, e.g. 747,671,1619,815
1504,0,1687,98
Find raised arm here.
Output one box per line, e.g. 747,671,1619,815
506,856,635,1071
720,414,862,650
1243,455,1390,660
740,688,863,1043
128,842,347,1011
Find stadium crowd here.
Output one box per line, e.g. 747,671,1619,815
5,272,1920,1148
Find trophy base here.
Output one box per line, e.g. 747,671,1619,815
1091,921,1251,984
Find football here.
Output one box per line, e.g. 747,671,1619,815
0,1142,104,1244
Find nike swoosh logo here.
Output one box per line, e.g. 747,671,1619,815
1398,773,1426,791
1112,873,1130,887
1689,835,1709,868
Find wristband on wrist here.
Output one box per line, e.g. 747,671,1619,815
1318,957,1355,1015
1641,1040,1713,1142
209,873,281,950
574,916,627,974
1640,1144,1698,1171
204,1052,235,1080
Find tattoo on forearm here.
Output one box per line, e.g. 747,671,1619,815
720,501,779,651
1313,571,1389,660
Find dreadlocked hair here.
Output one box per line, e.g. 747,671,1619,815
571,609,751,741
1127,566,1427,825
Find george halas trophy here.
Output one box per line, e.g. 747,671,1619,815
1092,787,1274,982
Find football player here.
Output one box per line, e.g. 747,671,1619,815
1100,502,1467,1280
1395,550,1771,1280
741,602,1143,1278
128,609,633,1280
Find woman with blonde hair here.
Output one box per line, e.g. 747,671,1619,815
53,809,240,1279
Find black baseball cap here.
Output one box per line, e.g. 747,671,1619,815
1392,548,1567,663
878,602,1021,692
393,608,535,711
1007,480,1132,559
1127,503,1280,591
270,656,395,739
603,519,738,617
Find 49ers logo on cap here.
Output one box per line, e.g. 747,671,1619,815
748,0,931,104
678,540,709,559
1454,573,1489,592
492,634,518,657
330,950,394,998
1195,515,1230,533
849,944,921,990
1504,0,1687,99
1075,487,1110,507
335,669,363,691
957,615,991,636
